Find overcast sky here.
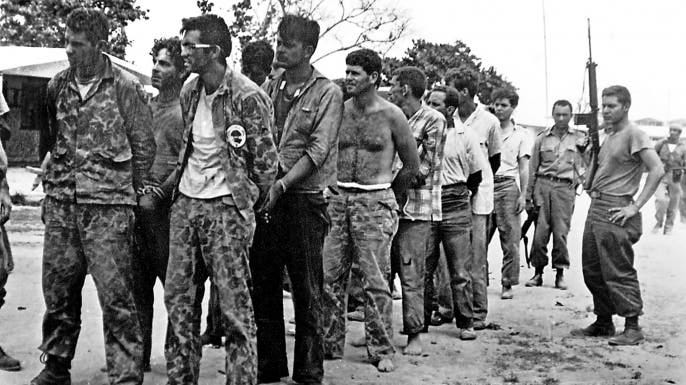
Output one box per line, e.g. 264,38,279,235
127,0,686,127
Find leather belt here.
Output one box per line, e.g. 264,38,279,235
538,174,573,185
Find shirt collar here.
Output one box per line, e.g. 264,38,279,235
544,125,573,137
272,66,327,100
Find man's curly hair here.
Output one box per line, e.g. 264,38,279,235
66,8,109,45
150,37,185,73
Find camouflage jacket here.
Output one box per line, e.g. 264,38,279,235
44,55,155,205
163,68,278,212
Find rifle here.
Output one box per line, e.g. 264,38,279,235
520,207,539,269
574,19,599,191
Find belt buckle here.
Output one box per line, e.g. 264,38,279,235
590,190,600,199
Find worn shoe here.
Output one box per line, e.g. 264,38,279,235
555,272,568,290
570,321,615,337
608,328,644,346
525,274,543,287
664,227,673,235
200,333,222,348
458,328,477,340
652,224,662,234
0,346,20,371
501,286,513,300
30,355,71,385
473,320,487,331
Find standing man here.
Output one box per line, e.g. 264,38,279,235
445,69,502,329
488,88,532,299
388,66,447,355
201,38,276,349
322,48,419,373
525,100,586,289
652,125,686,235
161,14,278,385
133,36,188,372
0,138,19,372
252,14,342,385
424,85,484,340
32,8,155,385
572,85,663,345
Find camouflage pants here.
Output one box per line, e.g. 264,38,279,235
39,197,143,385
165,195,256,385
323,188,398,362
0,223,12,310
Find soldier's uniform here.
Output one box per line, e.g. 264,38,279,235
526,126,586,272
653,138,686,233
161,68,277,385
40,55,155,384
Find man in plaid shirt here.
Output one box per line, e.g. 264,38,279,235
388,66,447,355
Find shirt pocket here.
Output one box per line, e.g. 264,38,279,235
540,142,558,163
293,104,316,137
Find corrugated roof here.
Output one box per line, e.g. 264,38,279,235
0,46,150,85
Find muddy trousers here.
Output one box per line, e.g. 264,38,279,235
582,196,643,318
391,219,431,335
132,197,171,368
654,176,681,230
165,195,257,385
530,177,576,270
39,198,144,385
424,186,474,329
322,188,397,362
487,178,522,286
250,193,328,384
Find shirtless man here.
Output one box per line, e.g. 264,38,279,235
322,48,419,373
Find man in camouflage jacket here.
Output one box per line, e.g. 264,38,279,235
32,8,155,385
159,14,277,385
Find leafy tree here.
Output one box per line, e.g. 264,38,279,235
383,39,515,105
0,0,149,59
198,0,408,61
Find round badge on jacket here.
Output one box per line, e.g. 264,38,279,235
227,124,247,148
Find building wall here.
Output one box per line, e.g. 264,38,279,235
2,76,46,166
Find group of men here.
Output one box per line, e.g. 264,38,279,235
0,6,670,385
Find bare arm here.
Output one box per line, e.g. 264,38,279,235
608,149,664,226
390,112,420,198
516,156,530,214
634,149,664,209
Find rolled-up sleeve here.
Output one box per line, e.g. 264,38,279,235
305,84,343,168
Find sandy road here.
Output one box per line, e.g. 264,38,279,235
0,191,684,384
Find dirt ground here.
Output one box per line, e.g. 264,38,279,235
0,177,684,384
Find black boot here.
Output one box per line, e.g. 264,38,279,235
555,269,567,290
0,345,20,371
525,267,544,287
30,354,71,385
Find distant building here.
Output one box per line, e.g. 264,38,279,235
0,46,150,166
